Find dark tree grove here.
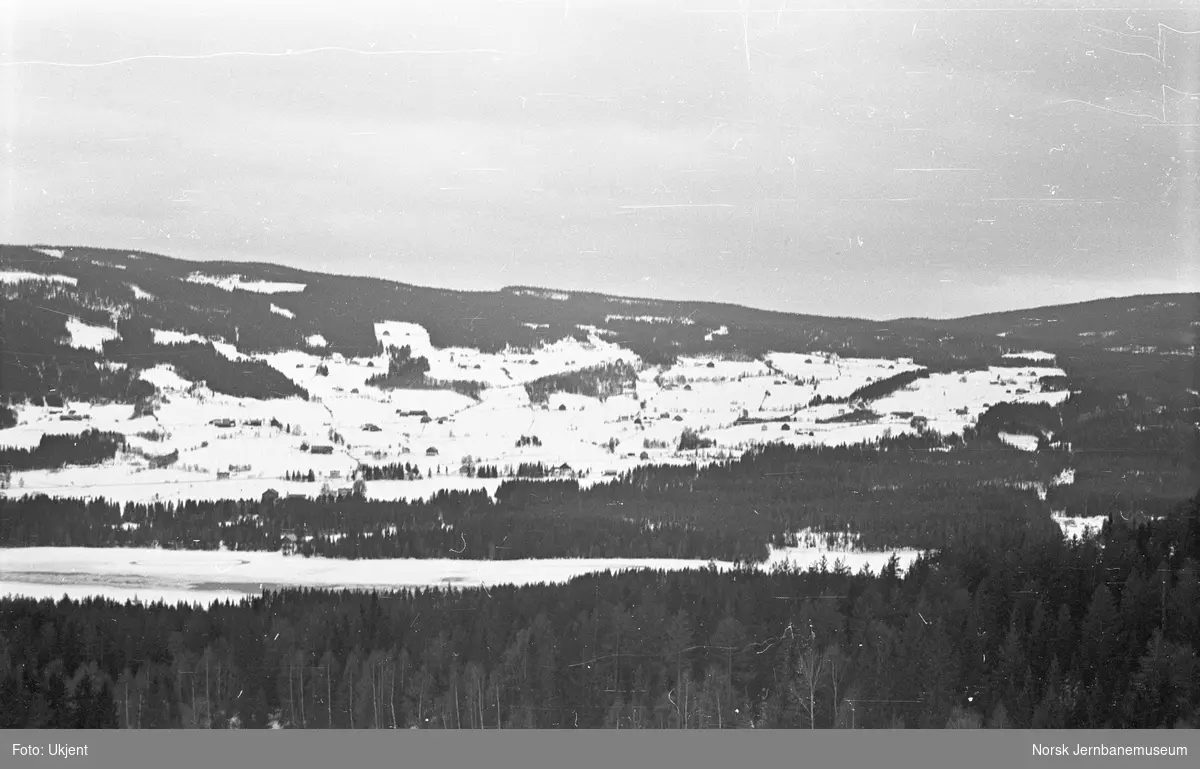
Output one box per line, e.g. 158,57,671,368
0,492,1197,729
0,430,126,472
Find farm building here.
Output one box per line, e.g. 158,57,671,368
426,447,439,457
309,445,334,455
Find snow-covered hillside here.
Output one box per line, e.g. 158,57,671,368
0,322,1071,504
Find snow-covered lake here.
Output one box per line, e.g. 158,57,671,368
0,538,925,606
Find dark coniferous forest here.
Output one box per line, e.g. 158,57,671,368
1,491,1198,730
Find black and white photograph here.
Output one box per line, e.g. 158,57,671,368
1,0,1198,746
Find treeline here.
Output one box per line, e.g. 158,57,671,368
1,492,1197,729
356,463,424,481
524,361,638,404
366,345,430,388
0,430,125,473
365,345,484,399
846,369,931,403
974,403,1062,443
154,343,309,401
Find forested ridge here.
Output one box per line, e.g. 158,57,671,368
1,491,1197,729
4,244,1194,405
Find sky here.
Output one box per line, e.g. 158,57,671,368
1,0,1197,320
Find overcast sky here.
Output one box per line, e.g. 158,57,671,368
1,0,1196,319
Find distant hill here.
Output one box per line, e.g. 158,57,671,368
1,242,1194,405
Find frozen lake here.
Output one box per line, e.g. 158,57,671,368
0,540,924,605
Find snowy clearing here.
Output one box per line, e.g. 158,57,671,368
270,304,295,319
1052,513,1107,541
1002,351,1056,362
64,318,119,352
998,432,1040,452
153,328,209,345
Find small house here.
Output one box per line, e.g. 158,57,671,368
310,445,335,455
420,415,433,424
363,423,382,432
261,488,280,505
216,470,231,480
281,530,298,556
426,447,439,457
245,419,263,427
210,418,236,428
329,470,342,480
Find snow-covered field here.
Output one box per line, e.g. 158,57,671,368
0,536,926,606
0,323,1071,503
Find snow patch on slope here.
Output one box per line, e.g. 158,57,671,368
64,318,119,352
998,432,1039,452
153,329,208,346
185,273,306,294
0,271,77,286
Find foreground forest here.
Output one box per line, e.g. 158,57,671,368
1,489,1198,730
